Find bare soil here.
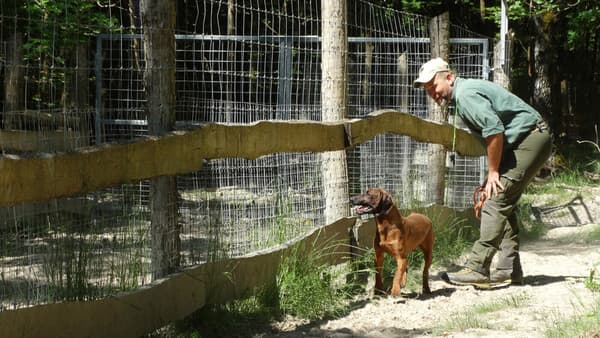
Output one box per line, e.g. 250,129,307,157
259,186,600,338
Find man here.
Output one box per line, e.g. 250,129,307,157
413,58,552,288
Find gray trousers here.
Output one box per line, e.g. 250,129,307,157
466,128,552,275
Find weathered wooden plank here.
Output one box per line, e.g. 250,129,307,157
0,110,485,207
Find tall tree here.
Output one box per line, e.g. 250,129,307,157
140,0,180,279
530,8,560,128
321,0,349,224
2,0,24,129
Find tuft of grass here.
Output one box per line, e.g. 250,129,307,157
277,237,358,320
156,285,279,338
153,233,372,337
585,269,600,293
545,310,600,338
432,293,530,335
433,312,491,335
471,292,530,314
545,269,600,338
428,212,477,266
536,143,600,191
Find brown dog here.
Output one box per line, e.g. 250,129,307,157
350,188,434,296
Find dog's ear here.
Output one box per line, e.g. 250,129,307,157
379,190,393,212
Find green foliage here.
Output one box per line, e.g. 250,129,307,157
432,214,477,262
164,285,279,338
566,6,600,51
42,235,93,301
20,0,118,108
277,238,355,320
398,0,443,12
585,269,600,293
500,0,600,53
162,237,369,337
23,0,117,61
546,296,600,338
525,143,600,197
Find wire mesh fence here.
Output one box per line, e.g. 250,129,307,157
1,0,489,310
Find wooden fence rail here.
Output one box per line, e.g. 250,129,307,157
0,110,485,207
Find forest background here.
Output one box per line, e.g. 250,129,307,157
2,0,599,143
399,0,600,143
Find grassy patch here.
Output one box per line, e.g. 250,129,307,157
428,212,478,266
470,292,530,314
432,293,530,335
153,285,279,338
545,269,600,338
530,143,600,194
545,310,600,338
277,238,359,320
157,235,372,337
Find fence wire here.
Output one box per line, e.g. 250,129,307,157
1,0,488,310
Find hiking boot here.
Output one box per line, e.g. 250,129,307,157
490,269,525,286
442,268,490,287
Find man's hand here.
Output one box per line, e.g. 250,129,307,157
485,170,504,197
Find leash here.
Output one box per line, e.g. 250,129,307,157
473,180,487,220
377,203,395,216
450,108,457,166
443,103,457,166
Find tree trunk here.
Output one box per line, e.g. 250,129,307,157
531,10,562,134
62,44,90,110
140,0,180,280
321,0,349,225
480,0,486,21
3,30,24,129
428,12,450,205
493,0,510,89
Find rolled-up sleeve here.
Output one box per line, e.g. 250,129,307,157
458,92,504,138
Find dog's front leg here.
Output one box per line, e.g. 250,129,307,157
373,233,386,295
391,256,408,297
374,248,385,295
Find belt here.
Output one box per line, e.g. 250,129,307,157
531,120,548,134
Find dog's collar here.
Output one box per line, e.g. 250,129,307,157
376,203,394,216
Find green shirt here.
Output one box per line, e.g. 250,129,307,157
452,77,543,148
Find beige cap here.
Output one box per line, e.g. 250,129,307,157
413,58,450,88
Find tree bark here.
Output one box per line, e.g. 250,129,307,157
428,12,450,205
3,30,24,129
62,44,90,111
531,10,563,134
321,0,349,225
140,0,180,280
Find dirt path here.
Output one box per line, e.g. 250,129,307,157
261,188,600,338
